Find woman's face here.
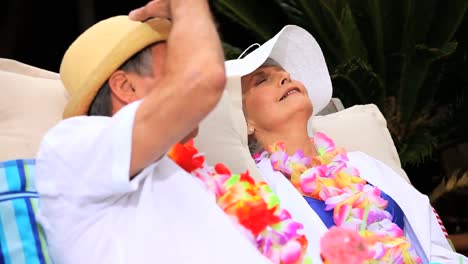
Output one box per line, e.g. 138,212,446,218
241,65,313,133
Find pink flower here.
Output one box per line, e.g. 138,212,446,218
280,240,302,263
271,150,290,175
289,150,311,167
314,132,335,155
320,226,369,264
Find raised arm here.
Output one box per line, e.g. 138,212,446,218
128,0,226,177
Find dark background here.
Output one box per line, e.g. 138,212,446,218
1,0,255,72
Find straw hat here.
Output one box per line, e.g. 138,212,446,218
60,15,171,118
225,25,332,115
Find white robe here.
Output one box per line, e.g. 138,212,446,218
257,151,467,264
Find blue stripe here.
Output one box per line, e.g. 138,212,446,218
4,163,20,193
0,160,35,167
12,199,38,264
0,166,8,194
0,205,12,264
0,240,6,264
23,160,35,165
0,191,38,196
25,200,45,264
15,161,26,192
30,200,50,264
0,160,35,192
0,193,39,203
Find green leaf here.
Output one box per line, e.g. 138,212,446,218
331,57,385,107
397,0,467,125
222,42,243,60
213,0,286,41
397,129,438,165
415,42,458,62
427,0,468,47
348,0,386,83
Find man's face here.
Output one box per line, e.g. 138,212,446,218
129,43,167,99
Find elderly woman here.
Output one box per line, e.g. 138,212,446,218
225,25,467,263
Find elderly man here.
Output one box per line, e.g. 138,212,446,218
35,1,269,263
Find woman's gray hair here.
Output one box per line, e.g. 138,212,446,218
262,58,282,68
248,135,264,154
245,58,283,154
88,44,155,116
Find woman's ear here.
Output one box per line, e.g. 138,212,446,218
247,123,256,135
108,70,136,104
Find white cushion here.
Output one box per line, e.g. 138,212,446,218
310,104,409,182
0,59,68,160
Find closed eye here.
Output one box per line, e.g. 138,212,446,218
255,78,266,86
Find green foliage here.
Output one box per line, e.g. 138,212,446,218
214,0,468,169
222,42,243,60
430,169,468,230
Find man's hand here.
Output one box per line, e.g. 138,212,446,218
129,0,171,21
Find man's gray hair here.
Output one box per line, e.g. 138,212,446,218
88,44,155,116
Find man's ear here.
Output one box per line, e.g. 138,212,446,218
108,70,136,104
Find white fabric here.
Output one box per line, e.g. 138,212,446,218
257,151,468,264
35,101,270,264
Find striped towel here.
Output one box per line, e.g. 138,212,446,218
0,159,52,264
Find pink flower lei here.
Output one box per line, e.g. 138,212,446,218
263,132,422,264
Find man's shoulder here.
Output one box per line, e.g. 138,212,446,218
40,115,111,151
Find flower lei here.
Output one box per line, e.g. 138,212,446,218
168,140,311,264
260,132,422,264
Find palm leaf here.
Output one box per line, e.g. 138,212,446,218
396,131,436,165
398,0,467,125
348,0,385,84
430,170,468,218
331,57,384,106
213,0,286,41
222,42,243,60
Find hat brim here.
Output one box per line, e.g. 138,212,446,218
225,25,332,115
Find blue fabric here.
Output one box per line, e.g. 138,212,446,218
0,159,51,264
303,187,405,230
381,191,405,229
302,196,335,228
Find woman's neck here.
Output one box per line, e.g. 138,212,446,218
258,123,318,158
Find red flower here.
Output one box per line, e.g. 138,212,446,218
221,184,280,237
168,139,205,172
235,200,280,237
240,171,255,185
214,163,231,175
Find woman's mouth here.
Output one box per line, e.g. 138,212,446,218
279,88,301,101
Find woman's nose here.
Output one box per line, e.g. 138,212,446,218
279,71,291,86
